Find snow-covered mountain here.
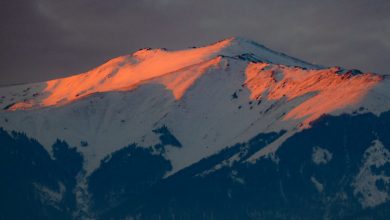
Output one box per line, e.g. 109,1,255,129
1,37,390,220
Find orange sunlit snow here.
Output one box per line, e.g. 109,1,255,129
245,63,382,125
8,38,232,110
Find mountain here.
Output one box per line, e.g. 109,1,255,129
0,37,390,220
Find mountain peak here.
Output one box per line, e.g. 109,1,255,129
130,37,318,69
0,37,369,112
221,36,265,46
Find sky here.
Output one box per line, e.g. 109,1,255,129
1,0,390,85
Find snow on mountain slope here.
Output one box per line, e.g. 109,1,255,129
245,63,382,125
0,37,318,111
0,37,389,175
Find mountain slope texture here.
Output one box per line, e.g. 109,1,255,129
1,37,390,220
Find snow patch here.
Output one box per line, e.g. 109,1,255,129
230,170,245,184
310,176,324,192
352,140,390,208
312,146,333,165
34,182,65,207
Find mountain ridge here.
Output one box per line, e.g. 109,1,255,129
0,37,380,112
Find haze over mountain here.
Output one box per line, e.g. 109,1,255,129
1,38,390,220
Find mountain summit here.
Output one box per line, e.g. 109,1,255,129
1,37,319,110
1,38,390,219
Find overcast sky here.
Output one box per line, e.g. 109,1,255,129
1,0,389,85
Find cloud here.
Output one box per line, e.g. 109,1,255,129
1,0,389,85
